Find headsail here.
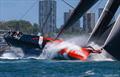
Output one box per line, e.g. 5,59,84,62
103,15,120,60
88,0,120,45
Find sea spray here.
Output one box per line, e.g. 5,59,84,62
39,35,114,61
0,47,24,59
63,34,89,46
39,42,59,59
64,35,114,61
39,41,82,59
39,35,89,59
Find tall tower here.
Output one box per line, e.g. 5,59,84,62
83,13,95,33
39,0,56,35
64,11,72,32
64,10,80,33
98,8,104,18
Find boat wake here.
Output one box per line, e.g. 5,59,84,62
0,47,24,59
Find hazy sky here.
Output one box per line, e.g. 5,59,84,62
0,0,119,28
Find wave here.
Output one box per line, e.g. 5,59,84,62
0,47,24,60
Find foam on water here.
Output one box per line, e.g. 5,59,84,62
0,52,19,59
39,41,81,59
85,70,95,76
0,47,24,59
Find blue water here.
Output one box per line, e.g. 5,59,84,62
0,59,119,77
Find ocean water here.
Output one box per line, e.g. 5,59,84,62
0,59,119,77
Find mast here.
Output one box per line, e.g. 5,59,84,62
103,15,120,60
88,0,120,45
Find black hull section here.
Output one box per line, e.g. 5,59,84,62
4,33,42,56
5,35,40,49
22,48,42,57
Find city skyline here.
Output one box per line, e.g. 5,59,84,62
83,13,95,33
0,0,119,28
0,0,79,28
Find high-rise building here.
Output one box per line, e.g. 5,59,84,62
64,11,72,32
98,8,104,18
39,0,56,35
83,13,95,33
64,10,80,33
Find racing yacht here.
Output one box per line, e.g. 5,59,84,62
4,0,100,60
4,0,120,61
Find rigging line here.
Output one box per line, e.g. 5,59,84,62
57,0,76,38
61,0,75,9
19,0,38,19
